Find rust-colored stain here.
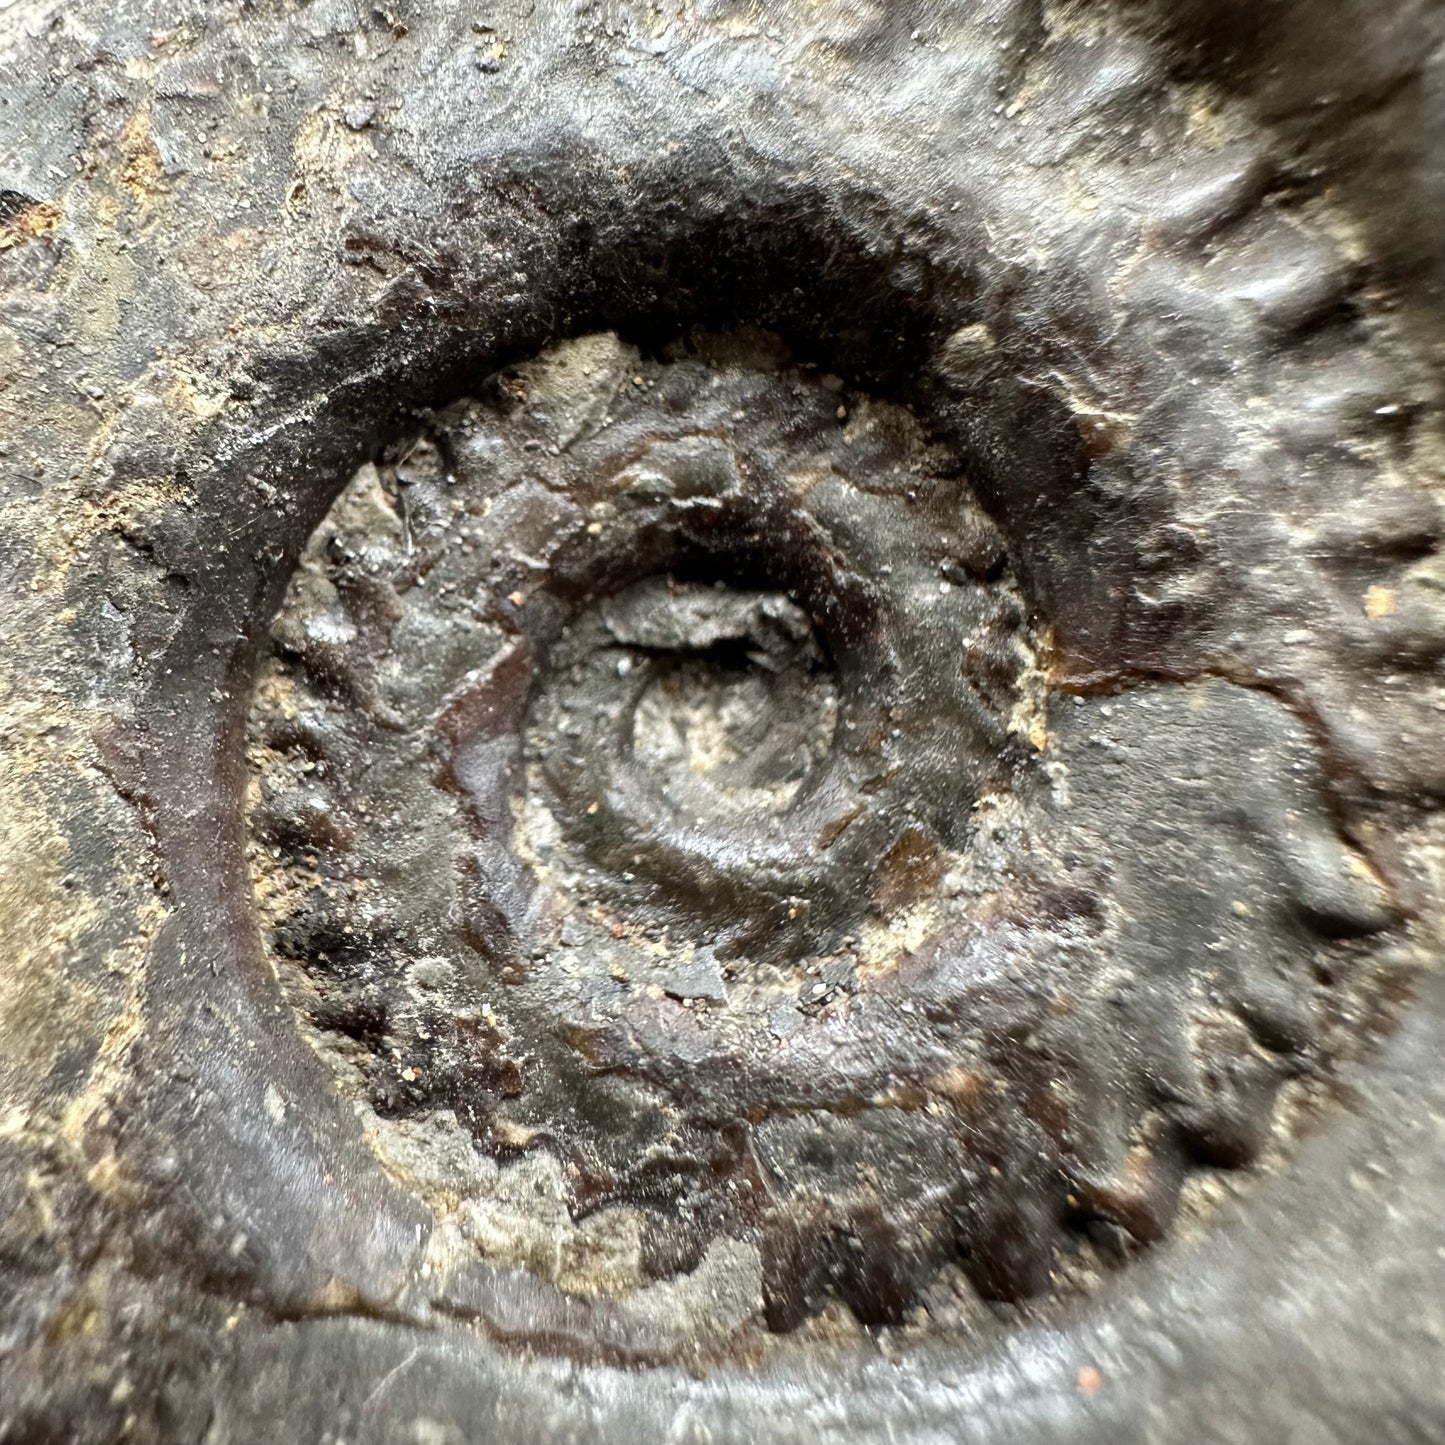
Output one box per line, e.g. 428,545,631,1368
120,110,164,205
0,192,61,250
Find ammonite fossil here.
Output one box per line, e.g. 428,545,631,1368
3,0,1445,1437
247,328,1408,1342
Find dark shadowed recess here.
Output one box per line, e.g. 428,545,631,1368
204,150,1089,635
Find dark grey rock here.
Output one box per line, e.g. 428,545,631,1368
1,0,1443,1439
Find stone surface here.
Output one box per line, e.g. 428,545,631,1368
0,0,1443,1438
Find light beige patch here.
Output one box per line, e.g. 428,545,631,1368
1365,584,1396,619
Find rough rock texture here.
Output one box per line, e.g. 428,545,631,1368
1,0,1444,1439
247,333,1407,1344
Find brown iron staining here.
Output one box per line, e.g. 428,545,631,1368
245,330,1405,1347
0,190,61,251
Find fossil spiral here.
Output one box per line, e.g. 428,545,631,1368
4,0,1443,1433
